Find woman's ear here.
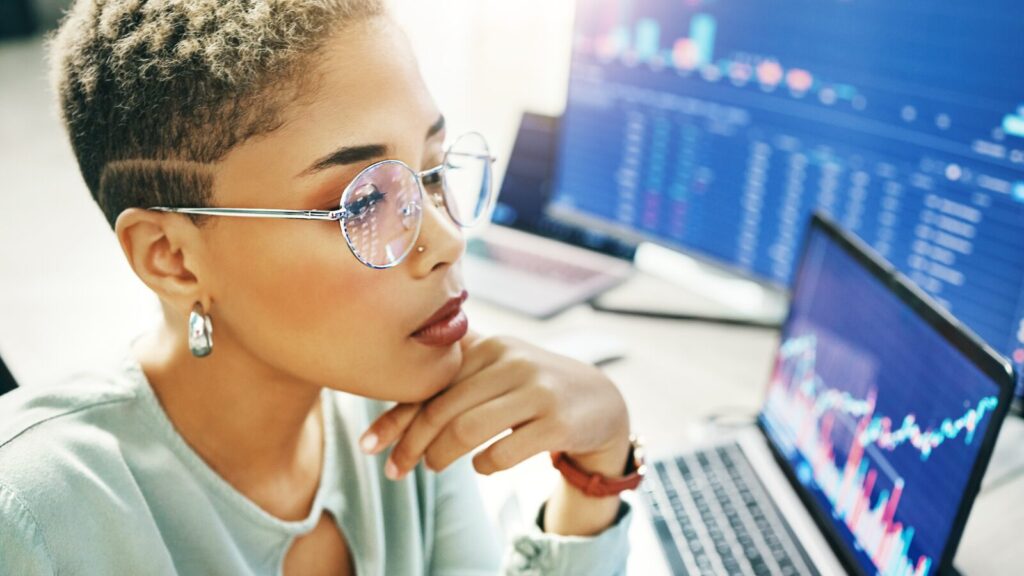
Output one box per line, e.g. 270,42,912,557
114,208,209,309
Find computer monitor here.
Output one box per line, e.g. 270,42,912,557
490,112,637,260
760,214,1014,576
548,0,1024,397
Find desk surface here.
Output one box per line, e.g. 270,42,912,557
466,268,1024,575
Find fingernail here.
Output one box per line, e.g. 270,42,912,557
360,432,378,453
385,459,399,480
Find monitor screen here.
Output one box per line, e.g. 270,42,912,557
760,219,1010,576
488,112,637,259
549,0,1024,396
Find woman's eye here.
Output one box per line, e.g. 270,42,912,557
346,188,386,218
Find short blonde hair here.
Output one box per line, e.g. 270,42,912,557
48,0,386,228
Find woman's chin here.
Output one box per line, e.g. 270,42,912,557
394,351,463,403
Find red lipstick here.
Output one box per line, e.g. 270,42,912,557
411,290,469,347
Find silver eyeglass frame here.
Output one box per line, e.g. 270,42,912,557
150,132,497,270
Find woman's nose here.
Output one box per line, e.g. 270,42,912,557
407,191,465,277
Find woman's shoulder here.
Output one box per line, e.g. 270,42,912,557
0,362,140,449
0,362,179,575
0,361,146,503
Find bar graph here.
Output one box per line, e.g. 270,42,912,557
671,13,716,71
764,334,999,576
596,12,719,70
581,0,862,103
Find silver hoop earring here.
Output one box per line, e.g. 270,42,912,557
188,303,213,358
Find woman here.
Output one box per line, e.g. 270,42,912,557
0,1,642,574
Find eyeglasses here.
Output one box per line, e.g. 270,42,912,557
150,132,497,269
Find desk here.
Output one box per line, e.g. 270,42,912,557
465,268,1024,575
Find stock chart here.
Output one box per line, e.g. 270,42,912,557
760,228,1003,575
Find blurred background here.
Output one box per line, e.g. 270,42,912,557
0,0,576,386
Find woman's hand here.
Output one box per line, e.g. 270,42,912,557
358,330,632,481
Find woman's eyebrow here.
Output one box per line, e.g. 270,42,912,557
298,115,445,178
426,115,445,140
298,144,389,178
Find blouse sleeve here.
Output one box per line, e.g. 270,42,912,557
428,456,632,576
504,499,633,576
0,482,56,576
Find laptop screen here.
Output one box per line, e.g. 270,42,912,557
759,217,1012,576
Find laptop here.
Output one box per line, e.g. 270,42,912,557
464,225,634,319
636,214,1015,576
463,112,634,319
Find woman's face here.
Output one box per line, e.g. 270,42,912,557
198,16,466,403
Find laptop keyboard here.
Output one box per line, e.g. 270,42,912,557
641,443,820,576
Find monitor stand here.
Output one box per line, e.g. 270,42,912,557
588,242,788,330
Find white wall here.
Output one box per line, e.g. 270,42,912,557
391,0,575,184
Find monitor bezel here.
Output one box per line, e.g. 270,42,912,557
756,212,1015,576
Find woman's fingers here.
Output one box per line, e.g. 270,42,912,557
471,419,552,476
361,333,561,481
385,368,521,477
359,401,421,456
422,386,541,473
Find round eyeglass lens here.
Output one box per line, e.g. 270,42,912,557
340,160,423,268
442,132,494,227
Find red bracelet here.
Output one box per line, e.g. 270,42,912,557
550,435,645,498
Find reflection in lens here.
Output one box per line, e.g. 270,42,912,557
347,185,385,220
443,132,494,227
341,161,422,268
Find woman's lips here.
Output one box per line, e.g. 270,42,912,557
411,290,470,347
410,308,469,347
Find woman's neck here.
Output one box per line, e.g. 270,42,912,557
132,322,326,521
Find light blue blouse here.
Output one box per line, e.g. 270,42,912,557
0,355,631,575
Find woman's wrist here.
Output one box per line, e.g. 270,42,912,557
541,382,634,535
542,434,633,536
564,434,633,479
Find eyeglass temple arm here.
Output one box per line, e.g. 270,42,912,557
153,153,497,217
149,207,348,221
